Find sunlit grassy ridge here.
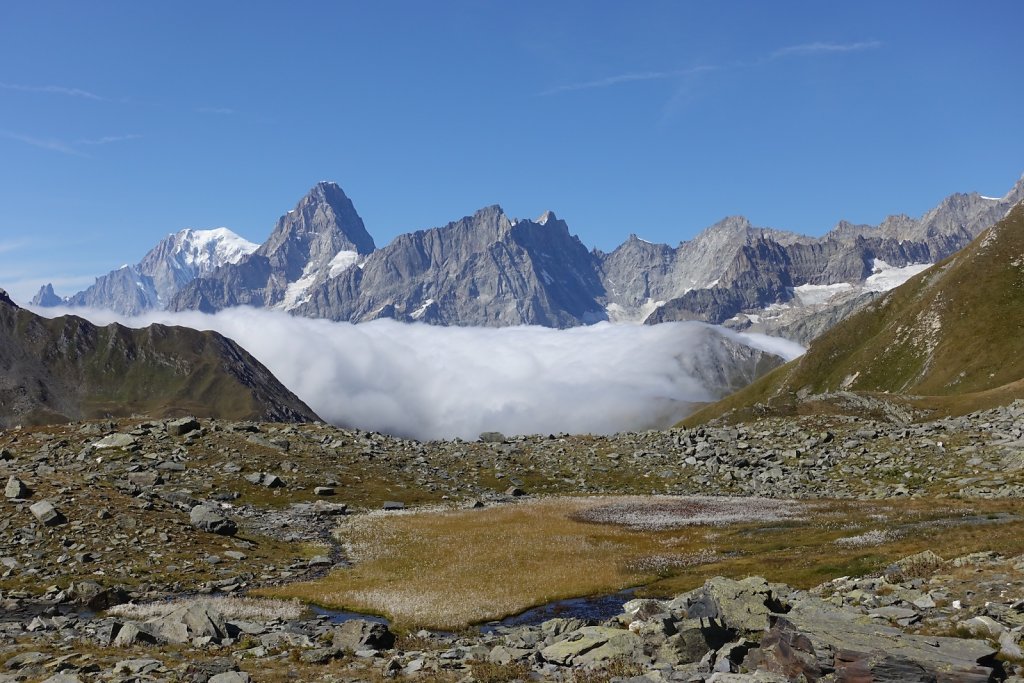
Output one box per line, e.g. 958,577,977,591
261,496,1024,631
684,203,1024,425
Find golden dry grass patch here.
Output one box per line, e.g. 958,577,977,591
261,496,796,630
260,495,1024,632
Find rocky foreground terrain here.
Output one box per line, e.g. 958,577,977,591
3,402,1024,682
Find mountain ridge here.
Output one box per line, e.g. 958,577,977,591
30,174,1024,337
0,288,319,427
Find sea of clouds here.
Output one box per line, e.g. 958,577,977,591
32,306,803,441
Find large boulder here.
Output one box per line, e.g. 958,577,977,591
332,619,394,652
670,576,778,635
166,417,201,436
540,626,628,666
774,596,999,682
147,604,229,644
189,504,237,536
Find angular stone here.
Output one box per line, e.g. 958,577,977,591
114,658,164,675
540,626,623,665
244,472,285,488
4,652,49,670
479,431,506,443
784,596,998,682
166,417,201,436
147,604,228,644
29,500,66,526
300,647,342,664
93,433,138,450
333,619,394,652
313,486,335,496
674,576,777,635
209,672,251,683
382,501,405,511
189,504,237,536
127,471,163,487
575,629,644,665
41,675,84,683
113,622,157,647
5,476,30,499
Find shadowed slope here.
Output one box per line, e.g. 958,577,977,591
0,290,319,427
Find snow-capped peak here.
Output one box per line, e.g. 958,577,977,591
170,227,258,273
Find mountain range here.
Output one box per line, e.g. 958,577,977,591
33,175,1024,343
684,198,1024,425
0,289,318,427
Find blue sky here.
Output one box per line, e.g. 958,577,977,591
1,1,1022,302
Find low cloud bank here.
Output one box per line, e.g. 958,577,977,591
33,306,803,440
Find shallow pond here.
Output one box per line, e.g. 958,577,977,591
479,588,636,633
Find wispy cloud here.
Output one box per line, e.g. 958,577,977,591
544,40,881,97
76,133,143,146
196,106,235,115
540,66,717,95
0,82,103,100
0,130,83,155
2,129,142,155
770,40,882,59
0,239,30,255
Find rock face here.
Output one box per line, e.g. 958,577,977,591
41,175,1024,338
169,181,376,313
646,177,1024,328
296,206,607,326
33,228,257,316
0,289,318,427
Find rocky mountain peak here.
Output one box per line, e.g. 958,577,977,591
31,283,63,307
536,210,557,225
260,182,376,261
0,288,14,308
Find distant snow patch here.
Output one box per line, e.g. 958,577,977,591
410,299,435,320
794,282,853,306
864,259,932,292
605,298,665,324
278,263,320,310
328,250,359,277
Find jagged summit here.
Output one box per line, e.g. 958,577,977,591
261,181,376,258
31,283,62,307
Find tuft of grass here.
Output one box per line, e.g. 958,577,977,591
469,660,532,683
